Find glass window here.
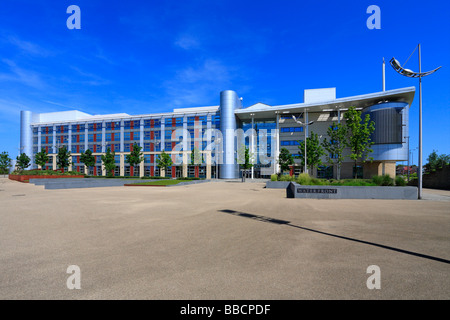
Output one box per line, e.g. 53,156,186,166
165,142,172,151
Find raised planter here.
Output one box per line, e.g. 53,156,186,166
265,181,292,189
286,182,418,200
9,174,85,183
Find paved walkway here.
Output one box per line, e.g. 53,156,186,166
0,178,448,299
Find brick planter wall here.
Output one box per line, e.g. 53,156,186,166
9,174,85,183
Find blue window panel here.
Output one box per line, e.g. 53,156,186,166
133,132,140,141
165,130,173,140
124,121,131,130
144,131,151,140
114,155,120,164
164,142,172,151
165,118,173,126
144,155,151,163
124,132,131,141
106,133,112,141
144,143,151,152
154,131,161,139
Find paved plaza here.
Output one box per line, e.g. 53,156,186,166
0,177,449,299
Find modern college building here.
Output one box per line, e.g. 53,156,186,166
19,86,415,179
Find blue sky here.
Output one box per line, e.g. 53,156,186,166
0,0,449,164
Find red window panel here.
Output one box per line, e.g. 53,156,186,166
93,134,97,142
130,144,133,152
76,145,80,153
150,166,154,177
94,167,97,176
130,121,134,130
130,132,134,141
93,145,97,153
60,136,64,144
93,123,97,131
111,133,115,141
150,154,154,163
150,119,154,128
76,135,80,143
111,144,114,152
130,166,134,177
172,166,176,178
172,118,176,127
45,136,48,144
45,146,48,153
150,143,154,152
77,124,80,132
46,127,49,134
195,166,199,178
111,122,115,131
150,131,154,139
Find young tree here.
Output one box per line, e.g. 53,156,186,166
278,147,294,176
425,150,450,172
16,153,31,172
56,146,71,171
125,143,144,176
237,145,254,178
34,148,49,169
191,146,203,166
101,147,116,177
156,151,173,177
298,131,324,175
321,123,347,180
80,149,95,175
344,106,375,179
0,151,12,174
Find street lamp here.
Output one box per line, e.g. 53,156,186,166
390,44,442,199
292,115,314,175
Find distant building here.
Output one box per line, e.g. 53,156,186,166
19,87,415,179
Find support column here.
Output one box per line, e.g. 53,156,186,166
53,124,57,154
84,124,88,153
183,116,188,178
206,151,211,179
120,153,125,176
140,119,144,149
102,121,106,152
274,112,280,174
140,161,144,178
68,124,72,171
37,126,42,152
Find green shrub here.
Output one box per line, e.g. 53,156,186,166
372,174,394,186
395,175,407,186
270,174,278,181
279,175,294,182
296,173,312,185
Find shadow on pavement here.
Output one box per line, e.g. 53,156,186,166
219,209,450,265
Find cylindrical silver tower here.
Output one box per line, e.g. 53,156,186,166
219,90,242,179
20,110,34,169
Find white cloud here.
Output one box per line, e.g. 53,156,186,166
0,59,47,90
162,59,236,107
